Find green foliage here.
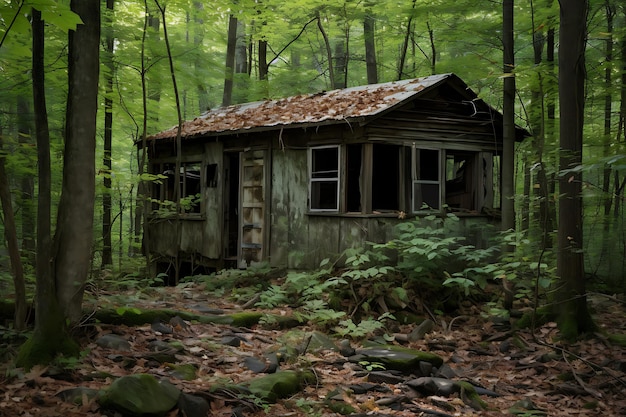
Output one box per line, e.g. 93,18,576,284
333,313,395,339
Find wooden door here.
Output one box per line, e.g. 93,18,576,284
239,150,266,268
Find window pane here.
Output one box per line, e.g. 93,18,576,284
312,147,339,178
311,181,338,210
416,149,439,181
372,144,400,211
414,183,440,210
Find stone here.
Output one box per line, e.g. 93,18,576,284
96,334,131,351
408,319,435,342
349,346,443,373
167,363,197,380
56,387,99,405
367,371,405,385
244,357,273,373
98,374,180,416
177,393,210,417
247,370,315,403
220,336,242,347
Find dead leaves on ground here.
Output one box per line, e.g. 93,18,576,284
1,284,625,417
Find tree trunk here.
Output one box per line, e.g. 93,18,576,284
364,6,377,84
0,129,27,330
101,0,115,269
601,1,615,266
16,95,35,263
54,0,100,323
556,0,594,338
500,0,517,311
317,11,334,88
16,9,79,369
333,41,347,89
223,14,238,107
397,0,417,81
193,2,209,113
258,39,268,81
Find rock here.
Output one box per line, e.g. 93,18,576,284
244,356,277,374
167,363,197,380
151,320,173,334
278,330,337,353
339,339,356,357
148,340,176,352
187,304,224,315
98,374,180,416
220,335,242,347
247,370,315,403
178,393,210,417
349,346,443,373
367,370,406,385
56,387,99,405
406,376,459,396
408,319,435,342
406,377,499,400
348,383,391,394
96,334,131,351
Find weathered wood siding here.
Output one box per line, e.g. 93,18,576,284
202,141,223,259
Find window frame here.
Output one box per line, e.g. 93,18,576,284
308,145,341,212
412,147,442,212
150,159,205,217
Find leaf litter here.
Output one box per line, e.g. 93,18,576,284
1,283,625,417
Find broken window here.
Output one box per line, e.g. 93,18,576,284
309,146,340,211
413,148,441,211
372,144,401,212
309,144,496,215
151,161,203,215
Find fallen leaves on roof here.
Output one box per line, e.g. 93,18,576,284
149,78,431,140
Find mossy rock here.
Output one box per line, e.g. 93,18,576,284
350,346,444,372
167,363,197,380
247,370,316,403
98,374,181,416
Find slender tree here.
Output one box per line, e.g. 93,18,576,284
102,0,115,268
223,14,238,106
363,2,378,84
501,0,516,310
556,0,595,338
0,128,26,330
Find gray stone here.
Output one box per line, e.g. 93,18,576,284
408,319,434,342
96,334,131,351
98,374,180,416
56,387,99,405
178,393,210,417
349,346,443,373
367,371,405,385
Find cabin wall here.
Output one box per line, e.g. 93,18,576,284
268,145,499,269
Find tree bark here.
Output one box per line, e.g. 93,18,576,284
101,0,115,268
363,6,378,84
16,9,79,369
223,14,238,107
0,130,26,330
397,0,417,80
500,0,517,311
16,95,35,262
556,0,594,338
54,0,100,323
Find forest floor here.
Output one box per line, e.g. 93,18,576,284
1,279,625,417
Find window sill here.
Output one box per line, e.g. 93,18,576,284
148,213,205,221
306,210,493,219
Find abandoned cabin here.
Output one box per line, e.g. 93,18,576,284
140,73,529,276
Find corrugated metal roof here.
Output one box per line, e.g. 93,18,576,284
148,74,454,141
